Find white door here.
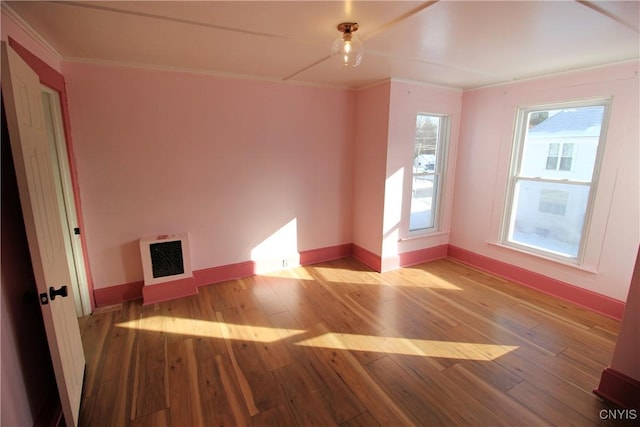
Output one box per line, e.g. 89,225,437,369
1,42,85,427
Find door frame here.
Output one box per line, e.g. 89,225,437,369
41,86,91,316
8,37,95,313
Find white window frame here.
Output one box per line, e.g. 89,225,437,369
501,98,611,264
406,113,449,236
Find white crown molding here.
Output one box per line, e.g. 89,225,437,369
466,58,640,92
389,77,463,93
63,56,359,91
1,2,64,61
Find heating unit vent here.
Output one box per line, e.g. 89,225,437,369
140,233,193,286
150,240,185,278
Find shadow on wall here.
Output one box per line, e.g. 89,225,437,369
120,239,143,284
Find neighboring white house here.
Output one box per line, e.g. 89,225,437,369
512,106,605,256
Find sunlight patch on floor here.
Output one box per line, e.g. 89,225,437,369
295,332,518,361
259,266,315,280
389,269,463,291
311,266,386,285
117,316,517,360
310,266,462,290
116,316,305,343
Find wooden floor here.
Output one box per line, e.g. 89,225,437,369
78,257,627,426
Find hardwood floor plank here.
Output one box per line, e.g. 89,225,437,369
215,310,282,414
87,303,139,427
214,353,252,426
340,411,381,427
365,355,471,426
162,296,196,345
449,359,523,392
130,409,170,427
508,380,602,427
297,323,418,426
80,309,115,398
209,278,261,312
130,307,169,420
272,361,340,426
78,394,96,427
167,338,204,427
387,353,513,426
515,344,602,394
496,347,609,418
267,312,367,423
248,275,288,316
196,354,241,427
251,403,295,427
221,305,294,371
442,362,547,426
190,294,228,361
263,275,325,327
558,346,610,382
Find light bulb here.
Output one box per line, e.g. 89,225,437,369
330,22,364,69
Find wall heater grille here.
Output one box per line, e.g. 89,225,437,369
140,233,192,286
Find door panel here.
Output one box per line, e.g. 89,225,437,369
1,42,85,427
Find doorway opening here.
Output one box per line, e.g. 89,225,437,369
41,85,91,317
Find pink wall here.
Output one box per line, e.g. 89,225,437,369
351,80,463,271
63,62,355,289
352,81,390,258
452,61,640,301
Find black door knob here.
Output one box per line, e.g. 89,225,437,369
49,285,68,301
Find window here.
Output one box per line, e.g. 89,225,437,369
502,101,609,261
545,143,574,171
538,189,568,216
409,114,448,232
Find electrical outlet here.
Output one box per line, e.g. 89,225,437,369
282,259,288,268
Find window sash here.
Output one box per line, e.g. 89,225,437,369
502,99,610,263
409,114,448,233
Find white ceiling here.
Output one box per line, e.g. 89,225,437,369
4,0,640,89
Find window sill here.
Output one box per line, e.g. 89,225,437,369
399,230,449,242
486,241,598,274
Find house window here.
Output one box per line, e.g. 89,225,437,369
538,189,569,216
409,114,448,232
502,101,609,261
545,143,574,171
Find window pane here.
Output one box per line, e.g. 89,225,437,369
520,106,604,180
414,115,439,171
545,157,558,170
510,180,590,258
561,143,574,156
410,175,437,231
559,157,572,171
410,113,446,233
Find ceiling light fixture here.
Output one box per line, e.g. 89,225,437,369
330,22,363,69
